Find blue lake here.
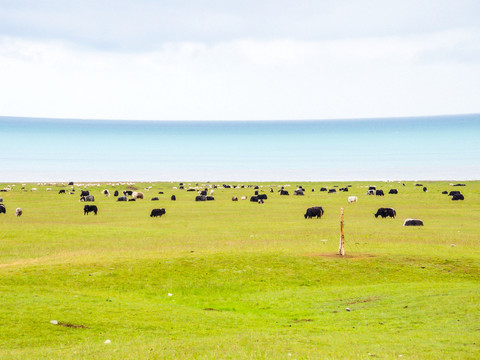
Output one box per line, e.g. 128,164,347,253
0,114,479,182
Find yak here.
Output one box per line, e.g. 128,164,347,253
374,207,396,218
304,207,324,219
150,208,166,217
403,219,423,226
83,205,98,215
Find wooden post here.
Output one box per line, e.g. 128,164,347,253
339,207,345,256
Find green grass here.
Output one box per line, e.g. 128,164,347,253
0,181,479,359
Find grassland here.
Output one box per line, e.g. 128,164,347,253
0,180,479,359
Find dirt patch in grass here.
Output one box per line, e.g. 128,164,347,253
294,319,313,323
57,322,89,329
303,253,376,260
346,296,380,305
0,258,41,268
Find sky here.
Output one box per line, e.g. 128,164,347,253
0,0,479,121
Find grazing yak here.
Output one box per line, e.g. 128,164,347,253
114,190,119,197
366,190,375,195
389,189,398,194
374,208,396,218
0,197,3,202
449,191,461,196
195,195,207,202
150,208,166,217
15,208,22,217
132,192,144,200
294,190,304,195
59,189,66,194
83,205,98,215
320,187,327,192
304,207,324,219
403,219,423,226
80,195,95,202
423,187,428,192
123,190,133,196
171,195,176,201
375,190,385,196
279,190,289,195
80,190,89,197
328,189,336,193
451,194,465,201
128,199,136,201
102,189,110,196
232,196,238,201
442,191,448,194
117,196,127,201
251,195,266,202
0,204,5,214
348,196,358,203
206,196,215,201
151,197,159,201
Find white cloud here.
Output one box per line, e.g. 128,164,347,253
2,1,480,48
1,28,479,120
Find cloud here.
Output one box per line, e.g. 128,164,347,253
1,27,479,120
1,1,480,50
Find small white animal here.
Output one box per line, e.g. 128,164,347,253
348,196,358,203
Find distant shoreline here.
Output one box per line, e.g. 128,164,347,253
1,180,477,185
1,112,479,123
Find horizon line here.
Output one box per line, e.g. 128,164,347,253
1,179,478,184
1,112,479,123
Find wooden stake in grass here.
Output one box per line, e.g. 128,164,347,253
339,207,345,256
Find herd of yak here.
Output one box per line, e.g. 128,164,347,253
0,182,467,227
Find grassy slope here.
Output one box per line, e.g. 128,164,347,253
0,181,479,359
